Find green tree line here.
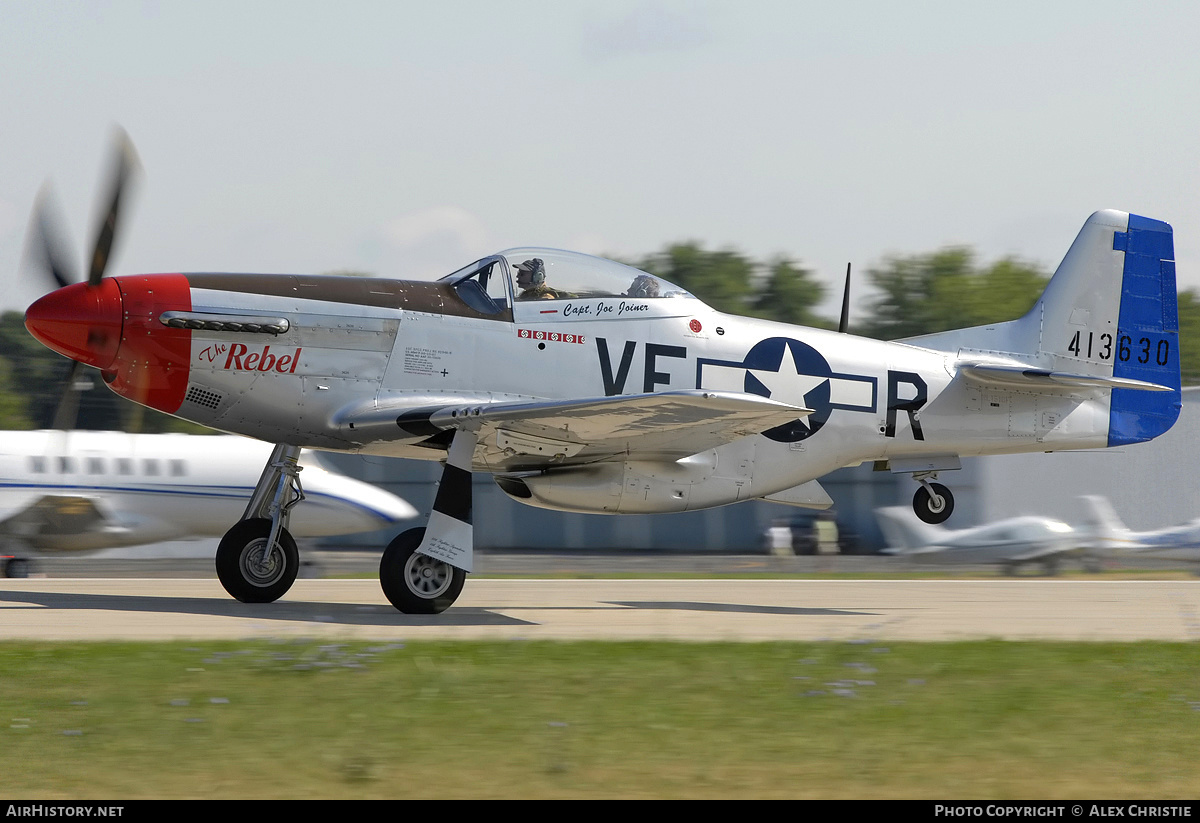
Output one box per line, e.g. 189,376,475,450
2,241,1196,431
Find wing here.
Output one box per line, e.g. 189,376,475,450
0,494,116,540
339,390,812,468
1005,543,1084,562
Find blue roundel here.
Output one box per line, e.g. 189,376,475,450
740,337,832,442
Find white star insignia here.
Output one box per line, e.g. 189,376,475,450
747,343,828,409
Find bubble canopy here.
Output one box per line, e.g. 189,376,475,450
439,247,694,305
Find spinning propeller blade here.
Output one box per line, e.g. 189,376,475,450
25,127,141,430
838,262,851,334
87,130,139,287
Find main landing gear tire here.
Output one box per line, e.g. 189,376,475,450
215,518,300,603
3,557,29,578
913,483,954,524
379,527,466,615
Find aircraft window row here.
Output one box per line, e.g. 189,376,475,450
28,456,188,476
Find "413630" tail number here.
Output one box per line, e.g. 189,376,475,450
1067,331,1170,365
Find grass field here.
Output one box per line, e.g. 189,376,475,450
3,639,1199,799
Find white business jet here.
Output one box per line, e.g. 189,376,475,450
0,429,416,577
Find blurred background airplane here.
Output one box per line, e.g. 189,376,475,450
875,505,1095,575
1080,495,1200,568
0,429,417,577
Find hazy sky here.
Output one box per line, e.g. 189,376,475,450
2,0,1197,320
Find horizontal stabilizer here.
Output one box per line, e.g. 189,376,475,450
958,363,1173,392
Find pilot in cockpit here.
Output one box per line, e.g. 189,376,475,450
624,274,660,299
516,258,558,300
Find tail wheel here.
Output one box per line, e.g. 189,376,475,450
215,518,299,603
379,527,466,614
913,483,954,524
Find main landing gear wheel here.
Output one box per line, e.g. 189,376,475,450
3,557,29,578
215,518,300,603
913,483,954,524
379,527,466,614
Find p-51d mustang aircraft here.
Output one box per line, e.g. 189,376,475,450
22,139,1181,612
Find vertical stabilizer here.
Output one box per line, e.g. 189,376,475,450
1034,211,1180,445
1078,495,1129,551
904,210,1181,447
875,506,946,552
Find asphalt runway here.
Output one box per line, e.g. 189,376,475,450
26,547,1198,579
4,576,1200,642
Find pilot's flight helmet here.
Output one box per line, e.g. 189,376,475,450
516,258,546,286
628,274,660,298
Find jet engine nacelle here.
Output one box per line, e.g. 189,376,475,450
496,457,753,514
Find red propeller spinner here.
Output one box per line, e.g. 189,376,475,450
25,279,124,370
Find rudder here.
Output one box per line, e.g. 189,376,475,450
1107,214,1181,445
